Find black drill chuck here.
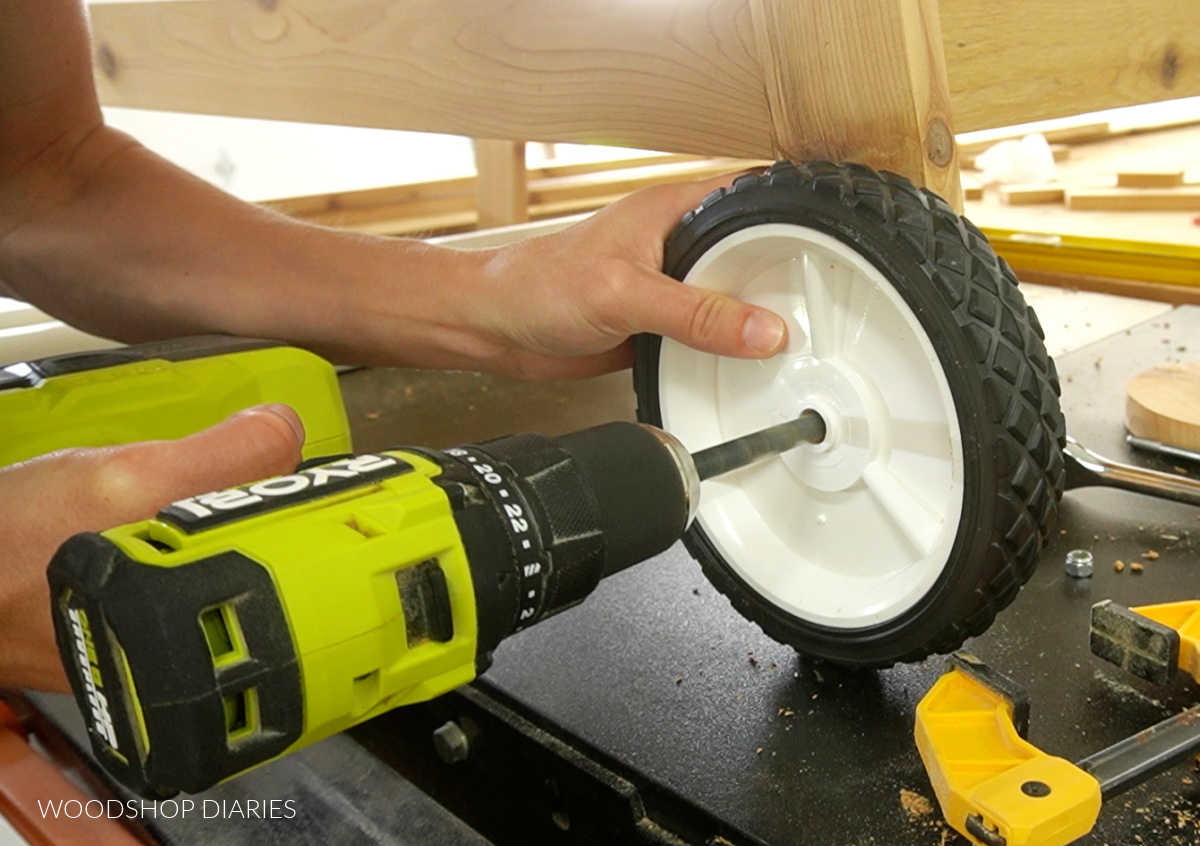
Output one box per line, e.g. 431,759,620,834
428,422,691,665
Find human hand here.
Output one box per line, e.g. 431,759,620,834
0,405,304,692
459,173,789,380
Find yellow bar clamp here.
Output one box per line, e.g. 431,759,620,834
1132,601,1200,683
1090,599,1200,686
914,653,1102,846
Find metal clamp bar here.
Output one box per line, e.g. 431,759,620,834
1077,703,1200,799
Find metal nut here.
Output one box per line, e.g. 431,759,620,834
432,720,471,764
1064,549,1094,578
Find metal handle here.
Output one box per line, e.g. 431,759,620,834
1064,436,1200,507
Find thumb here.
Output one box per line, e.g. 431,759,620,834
86,404,306,525
619,266,788,358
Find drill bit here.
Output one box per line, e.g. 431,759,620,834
692,410,826,482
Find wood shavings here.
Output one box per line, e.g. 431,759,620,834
900,789,934,819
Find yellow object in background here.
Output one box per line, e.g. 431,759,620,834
0,336,352,467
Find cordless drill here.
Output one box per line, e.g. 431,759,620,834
48,422,704,798
30,340,822,800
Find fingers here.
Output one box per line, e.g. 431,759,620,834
611,265,787,359
0,405,305,693
630,168,767,243
82,404,306,526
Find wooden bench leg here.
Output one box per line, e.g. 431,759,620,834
750,0,963,209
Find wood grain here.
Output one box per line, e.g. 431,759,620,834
747,0,961,206
938,0,1199,131
1126,361,1200,450
89,0,773,158
88,0,1200,191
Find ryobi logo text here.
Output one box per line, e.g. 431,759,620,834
68,607,120,752
159,454,414,533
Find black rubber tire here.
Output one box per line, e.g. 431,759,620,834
634,160,1067,667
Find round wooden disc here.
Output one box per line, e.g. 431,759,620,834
1125,361,1200,451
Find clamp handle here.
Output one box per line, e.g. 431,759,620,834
914,653,1102,846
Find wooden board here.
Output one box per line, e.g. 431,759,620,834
938,0,1199,132
89,0,775,159
1126,361,1200,450
88,0,1200,187
261,155,763,237
1116,169,1186,188
999,184,1065,205
957,122,1113,157
1067,187,1200,210
474,139,528,228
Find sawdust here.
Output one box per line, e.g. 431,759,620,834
1091,670,1165,709
900,788,934,819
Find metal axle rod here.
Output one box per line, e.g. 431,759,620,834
692,410,827,482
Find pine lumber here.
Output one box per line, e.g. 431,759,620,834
1066,187,1200,211
87,0,1200,192
1126,362,1200,451
999,184,1065,205
1116,170,1186,188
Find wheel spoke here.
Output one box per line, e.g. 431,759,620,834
861,461,943,557
887,417,955,460
799,251,846,361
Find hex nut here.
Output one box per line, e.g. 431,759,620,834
433,720,471,764
1065,549,1094,578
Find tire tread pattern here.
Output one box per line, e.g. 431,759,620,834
638,161,1067,666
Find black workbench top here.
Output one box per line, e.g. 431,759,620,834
449,305,1200,846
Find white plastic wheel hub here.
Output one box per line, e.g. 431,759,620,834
660,224,965,628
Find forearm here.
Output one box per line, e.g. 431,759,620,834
0,125,499,368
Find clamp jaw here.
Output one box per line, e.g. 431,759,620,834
1090,599,1200,686
917,601,1200,846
